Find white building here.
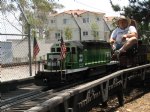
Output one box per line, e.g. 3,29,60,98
46,9,111,42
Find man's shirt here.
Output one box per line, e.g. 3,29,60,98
111,26,137,44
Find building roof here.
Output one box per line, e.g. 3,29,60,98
50,9,105,17
65,9,87,15
104,16,117,22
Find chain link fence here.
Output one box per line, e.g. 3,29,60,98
0,4,53,82
0,4,33,82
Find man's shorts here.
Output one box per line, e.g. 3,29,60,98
114,43,123,50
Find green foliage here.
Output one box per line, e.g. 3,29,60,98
0,1,17,14
0,0,64,39
109,0,121,11
91,23,99,40
32,0,53,12
64,27,72,40
45,28,53,39
31,29,37,38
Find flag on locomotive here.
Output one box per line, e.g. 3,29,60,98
60,36,66,60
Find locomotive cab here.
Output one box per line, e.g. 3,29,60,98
65,41,84,69
45,41,84,71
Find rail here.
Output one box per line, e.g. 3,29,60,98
27,64,150,112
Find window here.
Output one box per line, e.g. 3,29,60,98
57,48,61,52
83,18,89,23
93,31,99,37
83,31,88,36
51,19,55,23
71,47,76,54
96,17,100,21
63,19,67,24
83,18,86,23
51,48,55,52
66,47,70,52
55,33,61,39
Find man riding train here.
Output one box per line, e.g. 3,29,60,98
109,16,138,59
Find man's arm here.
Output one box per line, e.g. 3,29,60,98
123,32,137,38
123,26,138,38
109,37,116,50
110,29,117,44
110,38,115,44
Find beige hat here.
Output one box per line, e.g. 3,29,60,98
117,16,131,26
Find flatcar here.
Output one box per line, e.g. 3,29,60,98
34,40,119,87
113,40,149,68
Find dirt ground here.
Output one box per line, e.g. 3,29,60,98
90,82,150,112
116,92,150,112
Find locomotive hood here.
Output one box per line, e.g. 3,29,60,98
69,41,84,49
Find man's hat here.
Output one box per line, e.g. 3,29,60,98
117,16,131,25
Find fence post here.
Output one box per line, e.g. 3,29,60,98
27,23,32,76
18,4,32,76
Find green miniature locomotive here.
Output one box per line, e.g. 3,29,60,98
34,40,118,87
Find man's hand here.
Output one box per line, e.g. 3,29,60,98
112,44,116,50
109,39,116,50
122,34,128,38
110,39,115,45
122,34,127,42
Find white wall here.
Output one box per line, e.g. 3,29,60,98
47,11,110,42
5,39,52,63
0,42,13,64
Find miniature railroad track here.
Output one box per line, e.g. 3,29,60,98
1,83,49,111
1,75,95,112
1,89,53,111
1,89,55,112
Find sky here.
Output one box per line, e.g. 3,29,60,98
56,0,129,16
0,12,23,41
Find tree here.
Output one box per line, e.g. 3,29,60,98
45,28,52,39
64,27,72,40
91,23,99,40
0,0,64,39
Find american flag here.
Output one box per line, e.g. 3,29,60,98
33,37,40,58
60,36,66,60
